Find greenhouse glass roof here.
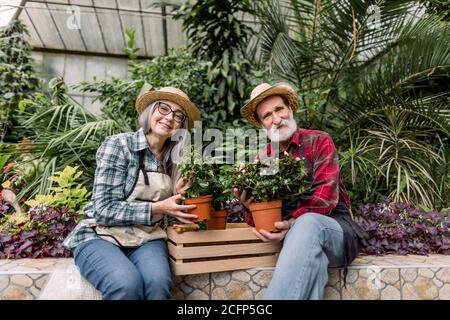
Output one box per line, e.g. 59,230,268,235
0,0,186,58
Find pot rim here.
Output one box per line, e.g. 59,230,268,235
249,200,282,211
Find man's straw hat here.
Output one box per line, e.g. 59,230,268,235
241,83,298,127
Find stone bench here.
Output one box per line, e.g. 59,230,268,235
1,255,449,300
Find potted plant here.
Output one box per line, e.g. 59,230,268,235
207,165,235,230
229,153,310,232
178,146,215,222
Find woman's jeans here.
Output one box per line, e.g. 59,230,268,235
73,238,172,300
264,213,345,300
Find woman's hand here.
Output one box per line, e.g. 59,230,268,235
152,194,197,224
232,188,255,210
175,178,191,196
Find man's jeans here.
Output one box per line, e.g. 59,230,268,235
73,238,172,300
264,213,345,300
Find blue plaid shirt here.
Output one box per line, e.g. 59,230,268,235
63,129,164,249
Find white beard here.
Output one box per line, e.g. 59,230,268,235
263,117,298,143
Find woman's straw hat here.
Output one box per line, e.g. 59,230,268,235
136,85,201,129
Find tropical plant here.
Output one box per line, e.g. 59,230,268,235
0,19,39,142
256,0,450,209
25,166,91,215
6,77,123,201
0,152,10,184
418,0,450,21
356,200,450,255
0,205,78,258
6,33,216,202
340,108,450,209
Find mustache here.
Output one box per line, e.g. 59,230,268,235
269,120,290,132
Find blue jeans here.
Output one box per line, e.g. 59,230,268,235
73,239,172,300
264,213,345,300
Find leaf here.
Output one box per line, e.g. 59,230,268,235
3,92,14,99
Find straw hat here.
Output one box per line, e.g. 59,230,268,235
135,85,201,129
240,83,298,127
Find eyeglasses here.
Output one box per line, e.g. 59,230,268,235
157,101,187,123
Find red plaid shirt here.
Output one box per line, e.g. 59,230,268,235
246,128,350,225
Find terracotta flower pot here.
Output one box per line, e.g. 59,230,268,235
184,195,213,222
207,209,228,230
249,200,282,232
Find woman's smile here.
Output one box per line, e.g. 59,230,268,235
158,121,173,131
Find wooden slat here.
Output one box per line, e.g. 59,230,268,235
168,241,280,260
170,255,278,276
167,225,258,244
225,223,249,229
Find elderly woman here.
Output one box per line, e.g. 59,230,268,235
63,86,200,300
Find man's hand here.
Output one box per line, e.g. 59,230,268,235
253,219,294,242
232,188,255,209
152,194,197,224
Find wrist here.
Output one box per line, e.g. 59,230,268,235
152,202,162,215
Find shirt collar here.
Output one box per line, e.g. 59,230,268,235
133,128,149,152
265,128,301,157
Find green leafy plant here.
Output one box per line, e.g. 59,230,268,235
256,0,450,210
229,153,310,202
24,165,90,215
211,165,235,210
6,33,213,202
0,19,39,143
178,145,215,198
5,77,122,201
0,205,79,258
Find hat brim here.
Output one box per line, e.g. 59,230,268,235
240,86,298,127
136,91,201,129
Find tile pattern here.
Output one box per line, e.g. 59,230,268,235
1,255,449,300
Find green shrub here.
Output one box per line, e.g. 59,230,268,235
0,20,39,143
24,165,90,215
229,153,310,203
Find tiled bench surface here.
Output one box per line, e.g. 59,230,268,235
1,255,449,300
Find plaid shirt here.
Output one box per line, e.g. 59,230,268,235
63,129,162,250
246,128,350,225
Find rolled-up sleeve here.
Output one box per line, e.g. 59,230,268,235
92,137,152,226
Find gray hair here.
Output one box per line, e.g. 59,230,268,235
139,101,189,194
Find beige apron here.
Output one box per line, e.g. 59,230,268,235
92,150,172,247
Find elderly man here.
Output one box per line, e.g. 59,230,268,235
234,83,368,300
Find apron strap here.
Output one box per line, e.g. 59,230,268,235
139,150,150,186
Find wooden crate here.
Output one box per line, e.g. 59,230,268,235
167,223,281,276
